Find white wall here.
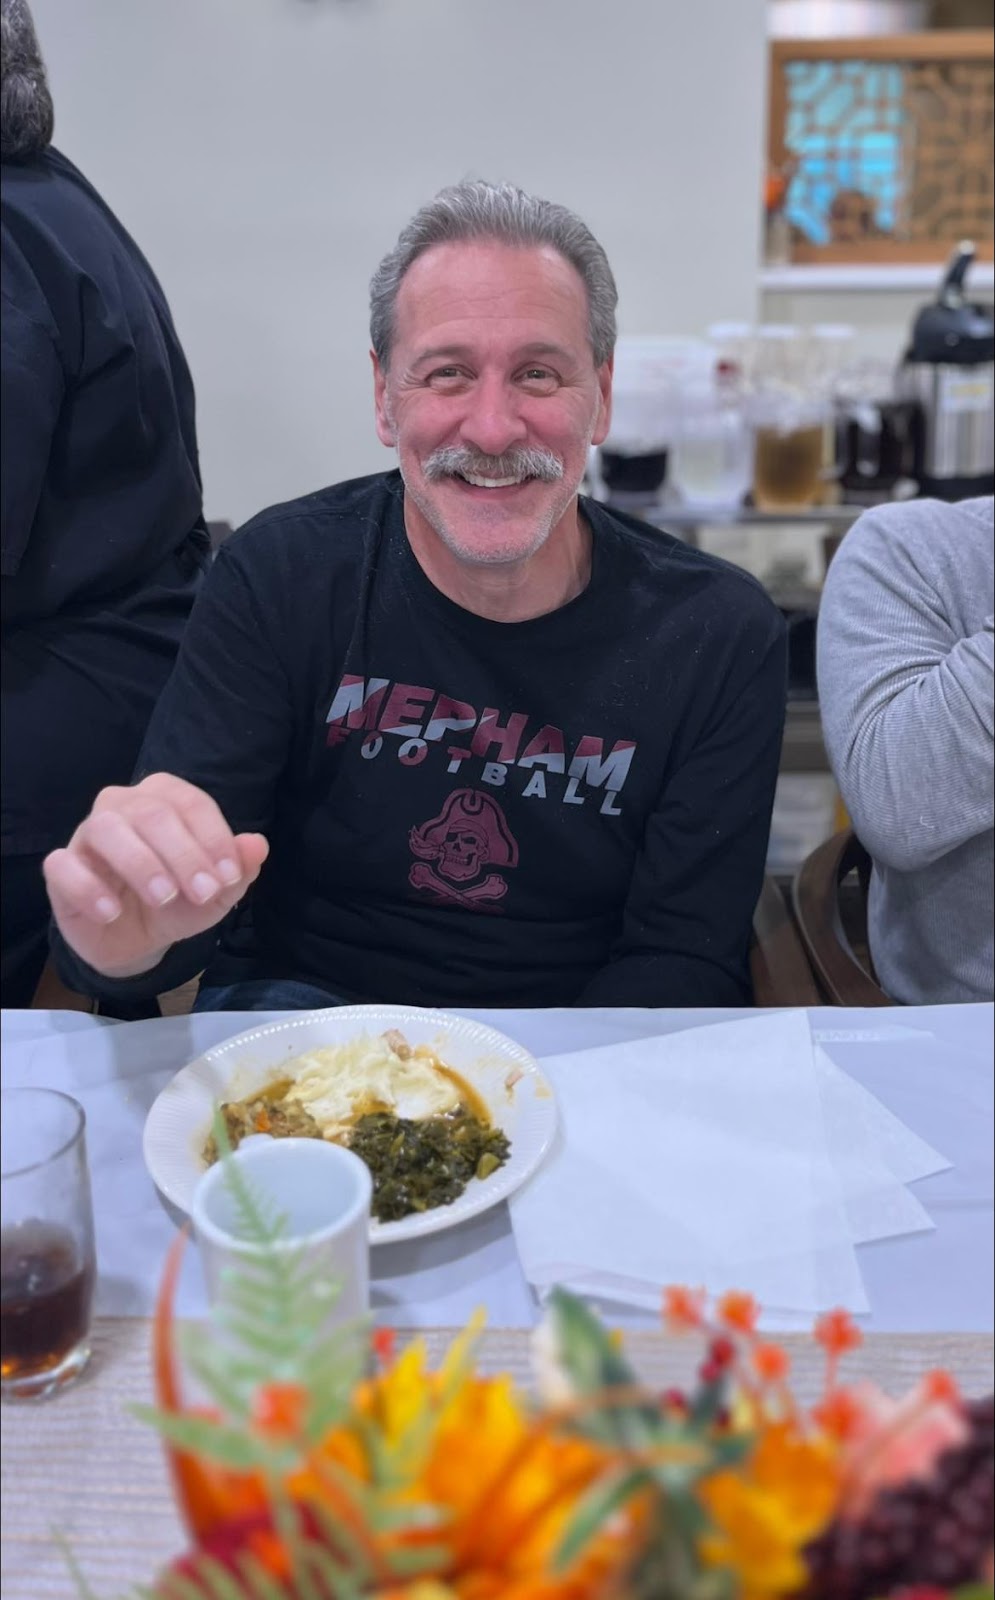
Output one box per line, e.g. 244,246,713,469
761,287,926,363
31,0,769,525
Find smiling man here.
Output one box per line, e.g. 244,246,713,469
373,234,610,612
45,181,787,1013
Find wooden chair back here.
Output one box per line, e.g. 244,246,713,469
31,957,161,1019
791,829,893,1006
30,957,96,1013
750,874,823,1006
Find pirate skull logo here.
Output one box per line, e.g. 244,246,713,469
409,788,519,908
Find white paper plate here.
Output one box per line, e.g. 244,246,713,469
142,1004,556,1245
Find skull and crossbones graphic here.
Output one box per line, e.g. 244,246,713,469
408,788,519,908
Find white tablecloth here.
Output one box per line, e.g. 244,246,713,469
2,1004,992,1333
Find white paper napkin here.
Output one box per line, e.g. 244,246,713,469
510,1009,873,1316
812,1045,949,1244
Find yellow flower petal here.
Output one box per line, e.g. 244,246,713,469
700,1424,841,1599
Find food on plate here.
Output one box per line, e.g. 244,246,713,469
201,1082,322,1161
349,1110,510,1222
202,1029,511,1223
281,1029,469,1139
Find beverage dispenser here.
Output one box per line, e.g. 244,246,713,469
898,242,995,501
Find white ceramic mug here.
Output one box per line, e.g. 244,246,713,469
191,1136,372,1325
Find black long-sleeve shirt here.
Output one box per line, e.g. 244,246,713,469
2,148,208,856
55,472,787,1008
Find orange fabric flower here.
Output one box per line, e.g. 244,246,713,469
922,1368,960,1406
752,1342,790,1386
717,1291,760,1336
662,1285,707,1332
811,1387,868,1443
373,1327,398,1367
814,1309,862,1361
252,1381,308,1440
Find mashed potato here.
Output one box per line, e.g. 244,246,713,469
282,1031,462,1140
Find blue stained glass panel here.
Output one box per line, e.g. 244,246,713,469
782,62,904,245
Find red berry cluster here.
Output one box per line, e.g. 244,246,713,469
889,1589,959,1600
699,1335,736,1387
803,1395,994,1598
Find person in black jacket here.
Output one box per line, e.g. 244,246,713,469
1,0,209,1005
44,180,787,1013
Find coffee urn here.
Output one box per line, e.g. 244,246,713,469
899,241,995,501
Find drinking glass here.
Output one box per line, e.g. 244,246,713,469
1,1088,96,1401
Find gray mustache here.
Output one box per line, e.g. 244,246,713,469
422,445,564,484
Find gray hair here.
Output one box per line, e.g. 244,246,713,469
370,180,618,370
1,0,53,162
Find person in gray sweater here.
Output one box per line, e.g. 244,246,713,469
817,495,993,1005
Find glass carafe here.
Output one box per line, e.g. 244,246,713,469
668,379,753,512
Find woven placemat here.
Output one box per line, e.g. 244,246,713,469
3,1319,992,1599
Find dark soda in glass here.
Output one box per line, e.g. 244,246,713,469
0,1219,95,1383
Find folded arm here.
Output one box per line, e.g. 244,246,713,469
817,513,994,873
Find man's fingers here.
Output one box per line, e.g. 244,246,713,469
45,764,271,935
168,786,253,888
95,776,247,893
43,847,123,927
236,833,270,880
46,827,268,929
75,811,207,910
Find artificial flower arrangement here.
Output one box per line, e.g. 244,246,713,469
74,1140,994,1600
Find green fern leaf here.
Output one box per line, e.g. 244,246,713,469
214,1310,314,1363
209,1276,294,1325
301,1384,362,1446
148,1569,217,1600
298,1468,383,1578
546,1288,661,1455
306,1486,447,1580
57,1533,104,1600
298,1352,367,1443
553,1463,653,1571
178,1561,247,1600
302,1469,450,1585
291,1540,370,1600
149,1550,303,1600
131,1405,292,1475
232,1552,302,1600
180,1343,256,1424
209,1112,284,1244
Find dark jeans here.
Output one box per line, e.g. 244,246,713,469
193,978,350,1013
